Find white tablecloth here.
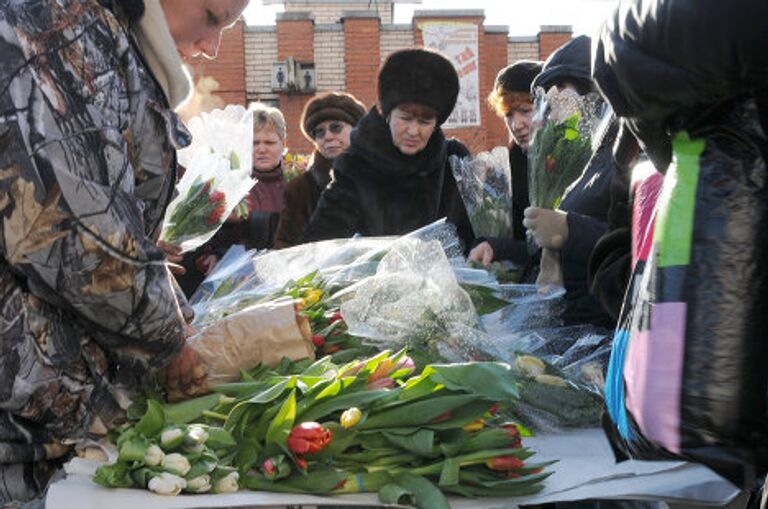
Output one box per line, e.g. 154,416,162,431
46,428,740,509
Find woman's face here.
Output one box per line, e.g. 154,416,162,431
252,128,284,172
388,104,437,156
505,101,534,151
311,120,353,161
160,0,248,61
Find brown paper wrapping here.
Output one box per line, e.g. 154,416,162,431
189,297,314,388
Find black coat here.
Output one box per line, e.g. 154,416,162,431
299,106,474,248
592,0,768,171
588,0,768,319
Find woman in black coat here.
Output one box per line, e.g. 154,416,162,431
299,49,473,248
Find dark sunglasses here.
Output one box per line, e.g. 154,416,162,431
312,122,345,140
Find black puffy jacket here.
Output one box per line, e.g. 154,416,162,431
299,106,474,248
589,0,768,319
592,0,768,171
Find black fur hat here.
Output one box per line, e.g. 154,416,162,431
495,60,543,94
378,49,459,125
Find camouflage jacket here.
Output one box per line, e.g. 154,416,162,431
0,0,188,470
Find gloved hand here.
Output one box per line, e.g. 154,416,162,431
523,207,568,249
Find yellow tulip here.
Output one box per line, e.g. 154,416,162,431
462,418,485,432
340,407,362,429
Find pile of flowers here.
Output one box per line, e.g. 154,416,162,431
96,352,553,507
283,152,309,182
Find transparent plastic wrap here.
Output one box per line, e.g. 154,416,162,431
160,105,256,252
527,88,604,286
339,238,479,355
450,146,514,238
189,220,465,328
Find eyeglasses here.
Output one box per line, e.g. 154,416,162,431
312,122,345,140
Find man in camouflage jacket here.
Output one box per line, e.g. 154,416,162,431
0,0,191,501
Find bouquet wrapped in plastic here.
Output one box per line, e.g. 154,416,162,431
450,146,514,238
527,87,602,286
160,105,256,252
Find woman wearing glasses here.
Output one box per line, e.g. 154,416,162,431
298,49,473,248
274,92,366,248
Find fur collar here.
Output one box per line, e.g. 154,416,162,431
136,0,192,108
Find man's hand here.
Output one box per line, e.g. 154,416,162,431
157,240,186,275
158,341,206,399
523,207,569,249
468,241,495,268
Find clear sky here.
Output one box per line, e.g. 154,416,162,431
242,0,619,37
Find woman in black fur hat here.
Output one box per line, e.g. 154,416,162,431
298,48,474,248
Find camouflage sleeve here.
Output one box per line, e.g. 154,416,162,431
0,11,184,367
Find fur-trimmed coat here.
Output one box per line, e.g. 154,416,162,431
299,107,474,248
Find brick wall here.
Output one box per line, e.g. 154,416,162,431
244,27,277,102
314,25,346,92
508,37,539,64
538,26,572,60
484,29,511,150
187,19,247,107
277,15,316,153
343,15,381,111
380,26,414,65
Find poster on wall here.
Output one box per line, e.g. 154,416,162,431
421,22,480,129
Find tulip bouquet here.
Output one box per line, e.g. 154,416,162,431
94,401,240,495
450,146,515,238
526,87,603,287
95,352,554,507
527,87,600,210
161,105,256,252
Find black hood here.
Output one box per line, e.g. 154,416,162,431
532,35,592,93
337,106,447,180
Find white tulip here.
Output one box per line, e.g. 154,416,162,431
185,425,209,447
144,444,165,467
160,427,185,450
185,474,212,493
161,453,191,477
148,472,187,496
213,471,240,493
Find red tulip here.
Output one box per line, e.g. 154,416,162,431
261,458,277,480
294,456,307,471
323,343,341,354
486,455,525,471
329,311,343,324
287,422,332,455
311,334,325,348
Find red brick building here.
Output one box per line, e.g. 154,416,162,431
186,0,572,155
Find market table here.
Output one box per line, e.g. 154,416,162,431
46,428,741,509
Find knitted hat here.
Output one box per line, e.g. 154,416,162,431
301,92,367,141
531,35,593,93
494,60,543,94
378,49,459,125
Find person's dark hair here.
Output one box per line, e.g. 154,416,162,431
488,60,543,117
